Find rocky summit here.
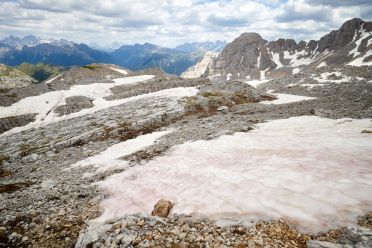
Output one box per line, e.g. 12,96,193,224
205,18,372,82
0,17,371,248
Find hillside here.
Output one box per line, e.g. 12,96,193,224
0,64,37,89
16,63,63,83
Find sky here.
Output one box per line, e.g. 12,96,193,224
0,0,371,48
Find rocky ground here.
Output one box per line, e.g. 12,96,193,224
0,64,371,247
75,213,372,248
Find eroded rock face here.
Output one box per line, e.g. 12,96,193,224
317,18,372,53
198,81,276,102
181,81,276,113
206,32,275,80
0,114,36,134
54,96,94,116
151,199,173,218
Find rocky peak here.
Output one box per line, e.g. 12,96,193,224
341,18,370,33
206,32,274,79
236,32,266,45
205,18,372,82
267,38,298,53
317,18,371,53
22,35,40,45
0,35,41,49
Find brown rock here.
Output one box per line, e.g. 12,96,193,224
234,243,248,248
361,130,372,134
151,199,173,218
0,227,7,238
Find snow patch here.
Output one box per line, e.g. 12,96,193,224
284,51,314,67
317,62,327,68
348,50,372,67
300,83,326,89
109,67,128,75
271,52,283,69
349,25,372,59
261,93,315,105
181,52,218,79
0,75,154,120
226,73,232,81
71,130,173,176
311,72,356,84
292,68,301,74
256,52,261,68
112,76,152,85
244,79,269,87
44,74,61,84
95,116,372,232
260,68,269,80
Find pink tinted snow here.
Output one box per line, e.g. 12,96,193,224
96,116,372,232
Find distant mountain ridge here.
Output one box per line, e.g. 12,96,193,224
111,43,206,75
0,36,225,75
0,35,41,49
205,18,372,81
0,35,112,67
174,41,226,53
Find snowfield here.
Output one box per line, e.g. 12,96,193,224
261,93,315,105
181,52,218,79
95,116,372,232
0,75,199,136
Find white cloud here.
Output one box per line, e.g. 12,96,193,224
0,0,370,47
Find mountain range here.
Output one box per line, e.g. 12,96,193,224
0,36,112,67
111,43,200,75
0,36,226,75
202,18,372,81
174,41,226,53
1,18,371,80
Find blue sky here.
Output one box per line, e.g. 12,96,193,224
0,0,371,47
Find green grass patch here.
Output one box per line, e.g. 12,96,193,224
201,92,224,98
16,63,62,83
82,65,101,70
